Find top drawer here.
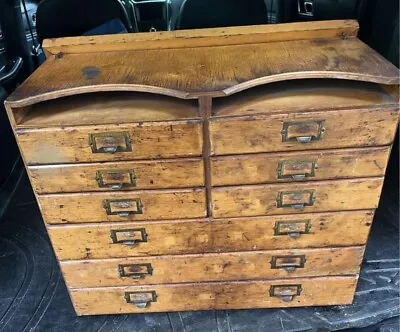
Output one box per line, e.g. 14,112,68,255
16,120,203,164
210,108,399,155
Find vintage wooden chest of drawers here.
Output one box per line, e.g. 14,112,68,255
5,20,399,315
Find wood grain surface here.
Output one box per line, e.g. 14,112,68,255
16,120,203,164
211,147,391,186
212,178,383,218
6,37,399,106
16,92,199,128
60,247,364,287
212,80,397,117
70,276,358,315
47,211,374,260
39,189,206,224
29,158,204,193
210,108,399,156
42,20,360,55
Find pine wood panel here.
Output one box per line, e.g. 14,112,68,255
38,189,206,224
29,158,204,193
16,120,203,164
16,92,199,128
70,277,358,315
42,20,360,55
60,247,364,287
211,147,390,186
47,211,374,260
212,178,383,218
6,38,399,107
210,108,399,156
212,80,396,117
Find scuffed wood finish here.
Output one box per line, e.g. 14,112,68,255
61,247,364,287
39,189,206,224
212,178,383,218
16,92,199,128
211,147,391,186
43,20,360,55
210,108,399,156
70,276,358,315
47,211,374,260
29,158,204,193
6,38,400,106
16,120,203,164
5,22,400,314
212,80,397,117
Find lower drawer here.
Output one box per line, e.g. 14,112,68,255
70,276,358,315
61,247,364,287
48,210,374,260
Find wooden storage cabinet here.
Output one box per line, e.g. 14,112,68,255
5,21,399,315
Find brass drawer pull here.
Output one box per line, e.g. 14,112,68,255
277,160,318,180
89,132,132,154
110,228,148,247
271,255,306,272
281,120,325,143
270,285,302,302
104,199,143,217
125,291,157,309
276,190,316,210
96,170,136,190
119,263,153,279
274,220,312,239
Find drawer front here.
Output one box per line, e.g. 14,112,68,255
29,158,204,193
38,189,206,224
16,120,202,164
70,276,358,315
210,108,398,155
47,211,373,260
61,247,364,287
211,147,390,186
212,178,383,218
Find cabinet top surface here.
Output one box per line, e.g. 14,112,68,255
6,20,399,107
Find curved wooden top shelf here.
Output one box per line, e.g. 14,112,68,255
6,21,399,107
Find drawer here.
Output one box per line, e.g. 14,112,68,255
29,158,204,193
61,247,364,287
212,178,383,218
47,211,373,260
16,120,202,164
70,276,358,315
210,108,398,155
211,147,390,186
38,189,206,224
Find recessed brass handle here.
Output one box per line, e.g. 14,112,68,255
277,160,318,180
104,199,143,216
119,263,153,279
110,228,148,247
96,170,136,190
89,132,132,154
270,285,302,302
271,255,306,272
281,120,325,143
276,190,316,210
274,220,312,239
125,291,157,309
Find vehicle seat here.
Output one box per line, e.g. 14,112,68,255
175,0,268,30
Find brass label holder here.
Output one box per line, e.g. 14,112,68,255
124,291,157,309
89,132,132,154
